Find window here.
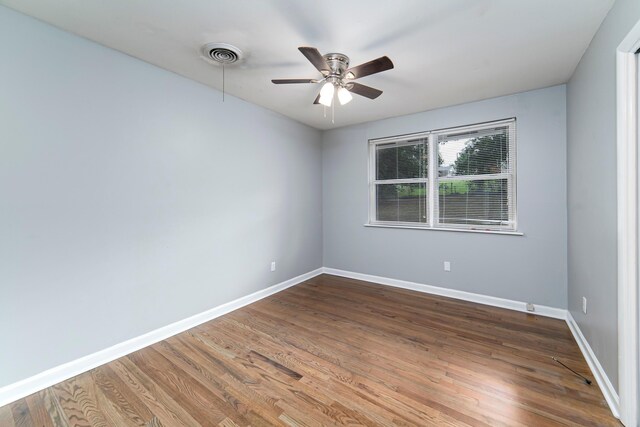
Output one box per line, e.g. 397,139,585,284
368,119,516,232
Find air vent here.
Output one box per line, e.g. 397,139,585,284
201,43,243,65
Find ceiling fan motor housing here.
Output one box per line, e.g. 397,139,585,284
323,53,350,77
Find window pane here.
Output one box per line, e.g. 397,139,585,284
438,179,509,227
376,139,428,180
376,183,427,223
438,127,510,177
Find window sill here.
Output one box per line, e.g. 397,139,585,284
364,223,524,236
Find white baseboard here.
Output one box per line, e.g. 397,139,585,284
0,267,323,408
566,312,620,419
1,266,620,422
322,267,567,319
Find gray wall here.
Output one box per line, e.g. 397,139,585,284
566,0,640,393
323,85,567,308
0,6,322,387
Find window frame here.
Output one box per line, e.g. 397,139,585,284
368,118,518,233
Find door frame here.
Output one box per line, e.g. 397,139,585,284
617,18,640,427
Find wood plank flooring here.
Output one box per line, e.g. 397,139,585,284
1,274,620,426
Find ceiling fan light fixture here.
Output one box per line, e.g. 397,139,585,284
319,82,335,107
337,87,353,105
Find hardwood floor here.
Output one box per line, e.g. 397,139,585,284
1,274,620,426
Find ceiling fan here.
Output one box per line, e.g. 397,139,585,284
271,47,394,107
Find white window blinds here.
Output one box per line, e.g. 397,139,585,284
374,138,428,223
369,119,517,231
437,123,515,228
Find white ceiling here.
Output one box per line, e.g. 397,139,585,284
1,0,613,130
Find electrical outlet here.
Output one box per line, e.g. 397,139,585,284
526,303,535,312
444,261,451,272
582,296,587,314
270,261,276,272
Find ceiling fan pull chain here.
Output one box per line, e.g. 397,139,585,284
222,64,225,102
332,99,335,124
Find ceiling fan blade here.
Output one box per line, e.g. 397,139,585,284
271,79,316,84
347,82,383,99
313,93,320,104
346,56,394,79
298,47,330,73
